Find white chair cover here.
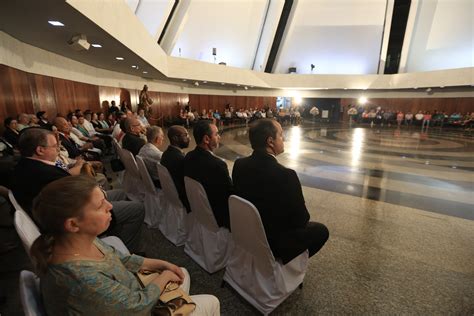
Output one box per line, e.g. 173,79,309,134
156,164,188,246
135,156,164,228
14,210,41,259
10,191,41,258
19,270,46,316
100,236,130,255
118,149,145,201
184,177,233,274
223,195,309,315
112,138,125,184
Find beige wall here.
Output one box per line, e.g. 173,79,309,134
1,31,473,100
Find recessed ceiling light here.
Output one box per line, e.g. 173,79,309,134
115,57,124,60
91,44,102,48
48,20,64,27
131,65,137,68
440,86,445,88
142,71,148,74
344,88,348,90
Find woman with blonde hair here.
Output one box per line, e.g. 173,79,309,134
31,176,219,315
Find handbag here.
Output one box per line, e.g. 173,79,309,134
136,271,196,316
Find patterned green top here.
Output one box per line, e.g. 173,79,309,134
41,238,161,316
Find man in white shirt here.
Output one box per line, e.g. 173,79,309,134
138,126,164,186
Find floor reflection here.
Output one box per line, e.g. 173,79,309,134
218,123,474,220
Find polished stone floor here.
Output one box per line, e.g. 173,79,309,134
2,122,473,315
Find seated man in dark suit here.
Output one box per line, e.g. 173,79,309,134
184,121,233,228
232,119,329,264
160,125,190,212
10,128,145,252
121,118,145,156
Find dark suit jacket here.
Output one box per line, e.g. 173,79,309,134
11,157,70,214
122,133,145,156
232,150,310,262
59,133,82,158
3,128,19,147
161,145,190,212
184,146,233,228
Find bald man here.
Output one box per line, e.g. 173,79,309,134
122,118,146,156
161,125,191,212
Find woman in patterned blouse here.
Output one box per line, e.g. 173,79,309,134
30,176,219,315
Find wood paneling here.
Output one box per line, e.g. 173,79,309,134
27,73,56,118
188,94,277,114
1,64,471,133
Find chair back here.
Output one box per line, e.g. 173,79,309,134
9,191,41,256
135,156,156,194
120,149,141,179
184,177,219,232
14,210,41,257
19,270,46,316
228,195,275,267
157,164,183,208
8,189,23,212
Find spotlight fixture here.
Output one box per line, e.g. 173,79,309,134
221,83,225,86
194,81,199,86
182,79,187,82
48,20,64,27
91,44,102,48
131,65,137,68
115,57,124,60
142,71,148,74
244,86,248,90
344,88,348,90
203,81,207,84
426,88,432,92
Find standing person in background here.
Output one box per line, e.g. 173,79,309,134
422,111,432,129
108,100,120,115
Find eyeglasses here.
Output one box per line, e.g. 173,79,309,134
41,143,59,148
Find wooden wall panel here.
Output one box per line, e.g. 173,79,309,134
27,73,56,117
0,64,470,133
52,77,77,118
187,94,277,114
73,81,100,114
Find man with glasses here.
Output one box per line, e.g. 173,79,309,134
122,118,146,156
184,121,233,229
11,128,145,252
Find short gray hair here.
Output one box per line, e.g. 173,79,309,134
146,126,163,143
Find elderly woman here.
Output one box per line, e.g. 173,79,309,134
31,176,219,315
